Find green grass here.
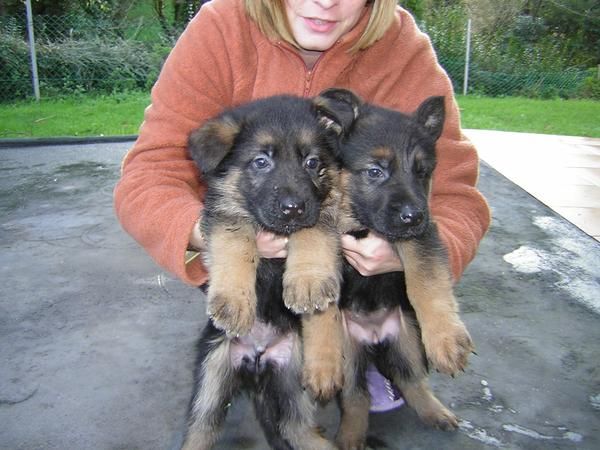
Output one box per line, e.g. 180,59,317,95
0,92,599,139
457,95,600,137
0,91,150,139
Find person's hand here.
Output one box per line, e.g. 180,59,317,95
256,230,288,259
189,223,287,258
341,231,404,276
189,219,206,251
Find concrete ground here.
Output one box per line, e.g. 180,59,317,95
465,130,600,241
0,137,599,450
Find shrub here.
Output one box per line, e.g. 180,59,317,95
0,33,164,101
39,38,158,93
578,73,600,100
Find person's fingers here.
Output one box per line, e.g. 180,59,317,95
341,232,404,275
342,251,363,274
256,230,288,258
340,234,362,255
272,248,288,258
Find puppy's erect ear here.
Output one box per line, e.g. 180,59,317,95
188,114,241,175
415,96,445,141
313,88,362,136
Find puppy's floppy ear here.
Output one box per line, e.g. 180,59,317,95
188,114,241,175
415,96,445,141
313,88,362,136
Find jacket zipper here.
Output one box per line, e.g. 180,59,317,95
304,69,314,97
277,41,340,97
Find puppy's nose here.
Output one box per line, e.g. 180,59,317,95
279,196,305,218
399,205,424,226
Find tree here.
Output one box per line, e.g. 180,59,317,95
153,0,208,38
0,0,75,16
530,0,599,64
464,0,527,33
401,0,426,20
80,0,137,22
462,0,598,66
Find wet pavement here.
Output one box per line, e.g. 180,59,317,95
0,139,599,449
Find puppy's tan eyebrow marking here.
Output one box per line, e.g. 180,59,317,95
255,131,276,147
371,146,393,161
298,128,316,147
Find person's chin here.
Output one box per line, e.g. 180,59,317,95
296,35,337,52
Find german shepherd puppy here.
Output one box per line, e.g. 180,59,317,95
315,89,474,449
182,95,345,450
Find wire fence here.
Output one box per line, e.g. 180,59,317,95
438,55,591,99
0,12,171,101
0,10,596,103
426,17,594,100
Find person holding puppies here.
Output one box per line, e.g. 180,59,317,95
114,0,490,415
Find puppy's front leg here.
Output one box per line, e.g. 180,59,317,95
397,239,474,376
301,305,344,400
283,226,340,313
206,222,258,336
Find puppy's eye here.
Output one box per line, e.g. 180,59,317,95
252,156,271,170
305,157,320,170
367,167,384,179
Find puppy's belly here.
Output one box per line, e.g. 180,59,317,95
229,320,294,370
343,308,401,345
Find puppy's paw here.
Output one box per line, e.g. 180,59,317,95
335,432,366,450
302,351,344,401
421,405,459,431
422,318,474,376
207,289,256,336
283,271,339,314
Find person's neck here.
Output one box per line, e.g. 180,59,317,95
299,48,323,70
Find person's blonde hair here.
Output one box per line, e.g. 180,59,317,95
244,0,397,53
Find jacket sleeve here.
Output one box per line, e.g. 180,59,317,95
415,42,491,281
432,117,491,282
367,9,491,281
113,3,236,286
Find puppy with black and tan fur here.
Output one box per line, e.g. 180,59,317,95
182,94,346,450
316,88,475,449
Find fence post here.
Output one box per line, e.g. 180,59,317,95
463,18,471,96
25,0,40,101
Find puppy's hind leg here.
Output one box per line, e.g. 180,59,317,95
336,340,370,450
336,387,370,450
396,378,458,431
384,311,458,431
182,335,238,450
254,339,336,450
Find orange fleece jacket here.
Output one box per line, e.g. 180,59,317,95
113,0,490,286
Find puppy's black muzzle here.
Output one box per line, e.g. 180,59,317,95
399,205,425,227
382,204,429,241
279,195,306,220
259,191,319,235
